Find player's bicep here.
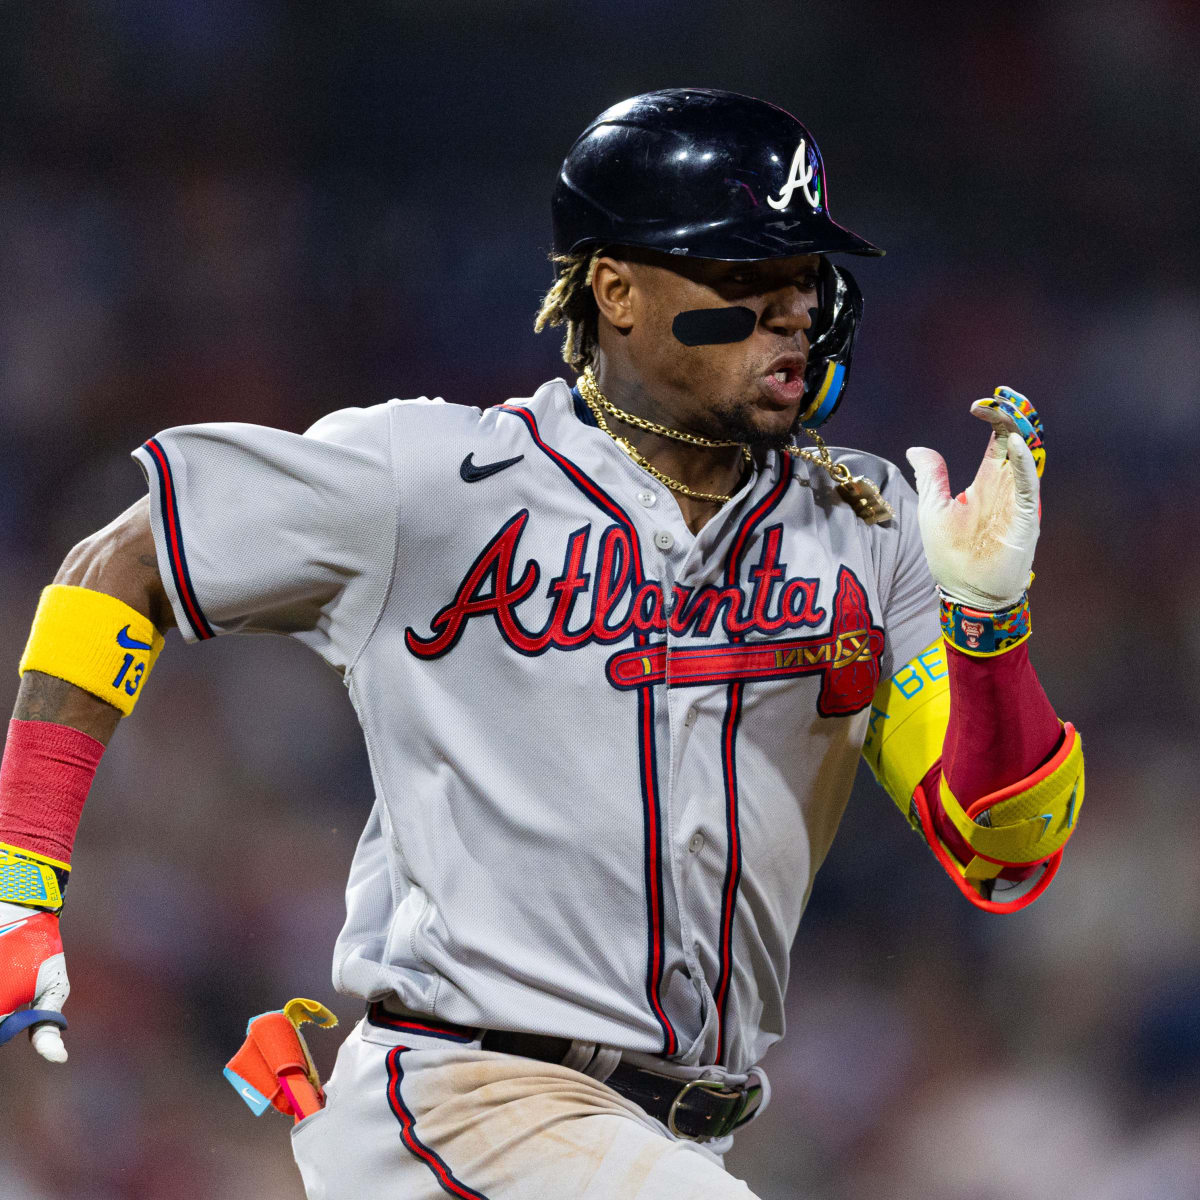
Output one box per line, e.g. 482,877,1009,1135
862,638,949,825
55,497,176,633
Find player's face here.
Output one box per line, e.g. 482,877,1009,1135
611,251,822,447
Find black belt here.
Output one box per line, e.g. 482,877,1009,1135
367,1004,761,1142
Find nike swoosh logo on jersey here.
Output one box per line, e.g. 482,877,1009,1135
460,453,524,483
116,626,153,651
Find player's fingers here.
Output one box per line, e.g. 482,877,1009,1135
969,401,1014,462
970,396,1019,434
1006,430,1040,516
31,1023,67,1063
905,446,952,509
995,385,1039,425
972,388,1045,475
30,952,69,1063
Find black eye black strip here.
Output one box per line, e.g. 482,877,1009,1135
671,306,757,346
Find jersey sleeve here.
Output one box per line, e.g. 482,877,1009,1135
872,461,940,680
132,403,399,672
840,452,943,815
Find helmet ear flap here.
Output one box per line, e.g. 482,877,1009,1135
799,261,863,428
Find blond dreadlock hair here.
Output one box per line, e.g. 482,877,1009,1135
533,248,606,374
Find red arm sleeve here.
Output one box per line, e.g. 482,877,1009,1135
943,641,1060,802
0,719,104,865
922,642,1062,880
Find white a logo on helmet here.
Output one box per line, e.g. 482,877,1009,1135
767,140,822,211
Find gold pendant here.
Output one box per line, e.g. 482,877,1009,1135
835,475,895,525
788,430,896,526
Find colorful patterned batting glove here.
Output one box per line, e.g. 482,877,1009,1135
906,387,1043,612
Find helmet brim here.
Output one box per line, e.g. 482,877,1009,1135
685,217,884,260
562,213,884,261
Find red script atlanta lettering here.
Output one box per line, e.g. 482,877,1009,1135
404,513,827,660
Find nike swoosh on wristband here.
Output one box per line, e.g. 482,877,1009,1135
460,452,524,483
116,626,153,651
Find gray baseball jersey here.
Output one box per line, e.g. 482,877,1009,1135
133,377,938,1075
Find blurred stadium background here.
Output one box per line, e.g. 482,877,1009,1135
2,2,1198,1197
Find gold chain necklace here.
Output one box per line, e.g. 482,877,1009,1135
785,431,896,525
578,367,895,523
578,368,751,505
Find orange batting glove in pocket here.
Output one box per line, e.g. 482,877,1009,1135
224,998,338,1123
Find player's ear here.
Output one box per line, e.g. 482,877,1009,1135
592,257,636,332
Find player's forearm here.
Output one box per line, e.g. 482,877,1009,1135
11,496,172,744
11,673,121,747
927,641,1062,884
926,643,1060,888
941,641,1060,806
3,496,171,864
0,503,171,1062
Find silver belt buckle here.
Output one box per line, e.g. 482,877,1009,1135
666,1077,741,1141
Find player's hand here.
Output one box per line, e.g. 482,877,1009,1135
0,900,70,1063
905,387,1043,610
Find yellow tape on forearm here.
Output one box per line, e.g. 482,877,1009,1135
863,638,950,825
0,841,68,910
19,585,164,716
940,724,1084,872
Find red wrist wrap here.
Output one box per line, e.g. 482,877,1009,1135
0,719,104,865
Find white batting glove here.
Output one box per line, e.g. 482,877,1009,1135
905,388,1043,611
0,899,70,1063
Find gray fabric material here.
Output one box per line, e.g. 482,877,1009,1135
132,403,398,671
134,379,938,1077
291,1021,759,1199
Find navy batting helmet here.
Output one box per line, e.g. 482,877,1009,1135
551,88,882,426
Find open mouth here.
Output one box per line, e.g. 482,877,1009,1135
759,355,808,405
765,352,807,383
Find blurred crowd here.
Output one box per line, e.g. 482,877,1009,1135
2,2,1198,1197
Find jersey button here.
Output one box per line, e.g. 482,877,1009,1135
653,529,675,551
688,832,705,853
637,489,657,508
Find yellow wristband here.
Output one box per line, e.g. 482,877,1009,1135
19,585,164,716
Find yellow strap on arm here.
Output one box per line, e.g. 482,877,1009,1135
0,841,68,910
863,638,951,828
939,724,1084,877
19,585,165,717
864,638,1084,912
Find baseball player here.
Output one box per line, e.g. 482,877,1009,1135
0,89,1083,1198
